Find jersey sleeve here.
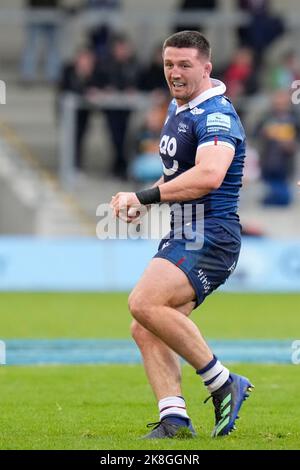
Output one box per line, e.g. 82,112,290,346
194,111,244,152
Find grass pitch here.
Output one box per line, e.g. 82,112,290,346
0,292,299,339
0,292,299,450
0,364,299,450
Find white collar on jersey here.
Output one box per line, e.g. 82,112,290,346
175,78,226,115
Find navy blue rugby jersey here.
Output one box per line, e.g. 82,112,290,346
159,79,246,237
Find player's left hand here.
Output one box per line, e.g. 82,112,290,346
110,192,141,222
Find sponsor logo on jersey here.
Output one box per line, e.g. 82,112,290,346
162,160,179,176
190,107,205,115
206,112,231,133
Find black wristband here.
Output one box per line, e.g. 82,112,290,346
135,186,161,205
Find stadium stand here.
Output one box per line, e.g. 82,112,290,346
0,0,300,237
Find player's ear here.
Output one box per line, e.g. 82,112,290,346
203,62,212,78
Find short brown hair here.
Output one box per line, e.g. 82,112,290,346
163,30,211,60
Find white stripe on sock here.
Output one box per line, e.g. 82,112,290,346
158,396,189,421
200,360,223,382
207,367,230,393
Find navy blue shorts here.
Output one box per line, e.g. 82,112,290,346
154,220,241,308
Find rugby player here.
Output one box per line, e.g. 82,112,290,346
111,30,253,439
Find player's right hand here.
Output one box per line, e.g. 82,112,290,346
117,206,143,224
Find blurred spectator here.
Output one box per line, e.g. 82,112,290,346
174,0,217,33
85,0,119,5
21,0,63,83
223,47,257,100
129,98,168,183
58,47,103,169
83,0,121,60
238,0,268,13
254,89,300,206
268,51,300,91
100,34,140,179
138,44,169,94
237,0,285,68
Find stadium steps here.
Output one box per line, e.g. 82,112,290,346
0,79,136,234
0,130,94,236
1,84,60,171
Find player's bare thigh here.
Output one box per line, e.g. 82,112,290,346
128,257,196,312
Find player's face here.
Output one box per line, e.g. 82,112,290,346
163,47,212,106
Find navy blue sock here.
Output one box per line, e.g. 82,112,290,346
196,355,218,376
196,355,231,393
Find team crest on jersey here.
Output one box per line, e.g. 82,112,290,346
190,107,205,115
178,122,189,133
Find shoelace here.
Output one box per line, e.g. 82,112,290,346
146,421,161,429
204,395,223,422
203,395,212,404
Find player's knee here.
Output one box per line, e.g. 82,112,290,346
130,320,148,345
128,291,144,318
128,292,152,325
128,291,137,316
130,319,139,340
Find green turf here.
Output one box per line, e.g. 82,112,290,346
0,292,299,339
1,292,299,450
0,363,299,450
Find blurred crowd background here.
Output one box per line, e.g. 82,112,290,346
0,0,300,239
